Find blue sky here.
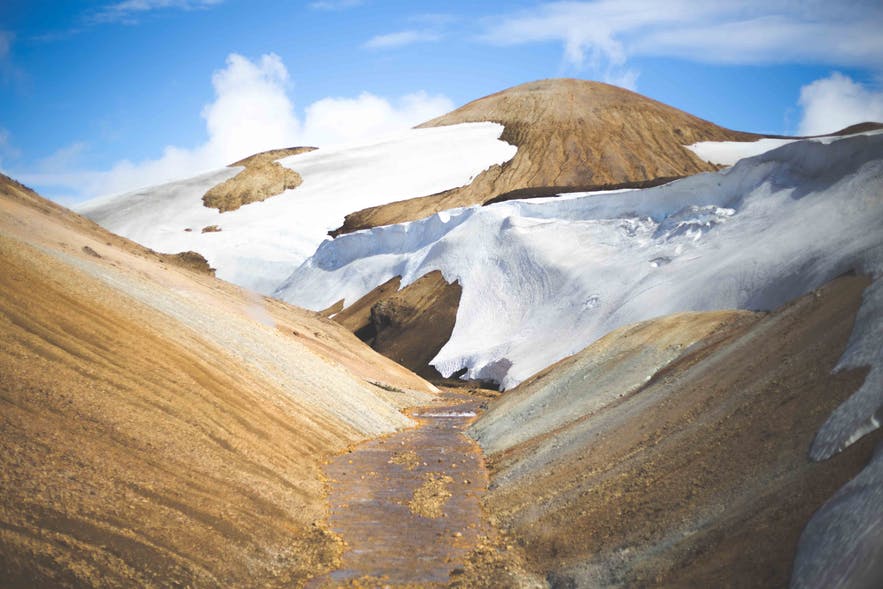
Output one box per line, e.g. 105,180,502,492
1,0,882,203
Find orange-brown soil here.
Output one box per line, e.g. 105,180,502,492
332,276,403,332
822,121,883,136
203,146,316,213
473,274,880,587
389,449,421,471
333,271,462,380
333,78,760,235
408,473,455,519
156,250,215,275
0,174,435,587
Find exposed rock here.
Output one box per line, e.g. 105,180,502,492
203,146,316,213
334,271,462,380
157,250,215,276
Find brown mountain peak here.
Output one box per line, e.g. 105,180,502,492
333,78,759,235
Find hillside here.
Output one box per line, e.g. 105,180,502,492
0,174,436,587
470,277,882,587
331,78,760,234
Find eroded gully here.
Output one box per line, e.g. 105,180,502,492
308,391,493,587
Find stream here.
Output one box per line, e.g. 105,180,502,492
309,392,491,586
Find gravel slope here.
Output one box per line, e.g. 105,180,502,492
0,174,434,587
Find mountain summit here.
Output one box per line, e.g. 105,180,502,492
332,78,760,233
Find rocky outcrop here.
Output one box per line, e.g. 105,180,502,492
333,271,461,380
203,146,316,212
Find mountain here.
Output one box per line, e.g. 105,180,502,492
78,79,771,298
77,123,516,294
0,174,435,587
275,129,883,587
332,78,761,234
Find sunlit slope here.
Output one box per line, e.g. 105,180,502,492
0,175,434,587
333,78,760,233
470,277,882,588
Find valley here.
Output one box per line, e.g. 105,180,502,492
2,76,882,588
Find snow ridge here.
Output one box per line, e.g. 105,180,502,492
77,123,517,294
280,133,883,392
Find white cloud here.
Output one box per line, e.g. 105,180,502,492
201,53,301,161
88,0,223,25
483,1,883,87
303,91,453,146
797,73,883,136
39,53,301,197
17,53,453,201
364,29,442,50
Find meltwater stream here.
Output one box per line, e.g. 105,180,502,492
308,393,490,586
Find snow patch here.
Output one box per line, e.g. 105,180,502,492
687,138,796,166
686,128,883,166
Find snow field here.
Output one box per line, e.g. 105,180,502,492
77,123,517,294
281,133,883,398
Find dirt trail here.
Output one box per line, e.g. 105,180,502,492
309,393,491,587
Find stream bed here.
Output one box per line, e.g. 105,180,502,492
309,392,491,586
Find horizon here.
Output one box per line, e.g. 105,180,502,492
1,0,882,204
